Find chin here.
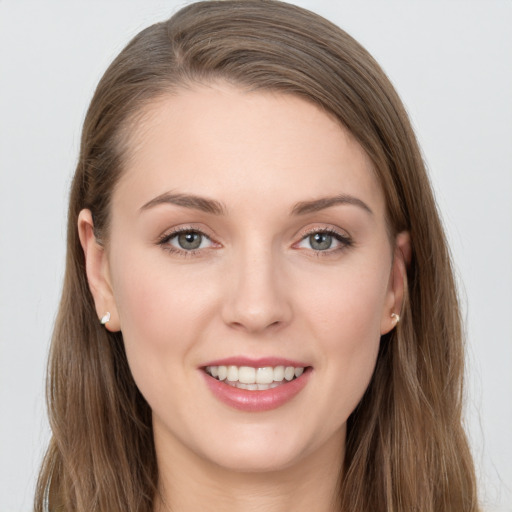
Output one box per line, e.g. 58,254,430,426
208,447,303,474
194,424,323,475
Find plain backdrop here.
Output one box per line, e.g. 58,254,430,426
1,1,511,511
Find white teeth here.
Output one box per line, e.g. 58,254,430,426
206,364,306,387
227,365,238,382
256,367,274,384
224,381,283,391
238,366,256,384
274,366,285,381
217,365,227,381
284,366,295,381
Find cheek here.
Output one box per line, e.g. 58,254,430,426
112,244,211,328
304,258,390,340
109,247,214,382
299,259,389,418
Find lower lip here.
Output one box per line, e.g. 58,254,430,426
202,368,312,412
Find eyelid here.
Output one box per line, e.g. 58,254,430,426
157,225,220,255
293,225,353,252
156,223,353,257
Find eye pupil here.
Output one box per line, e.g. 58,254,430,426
178,232,202,250
310,232,332,250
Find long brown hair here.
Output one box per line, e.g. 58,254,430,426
35,1,479,511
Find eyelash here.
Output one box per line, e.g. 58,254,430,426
296,227,353,256
157,226,353,257
157,226,215,257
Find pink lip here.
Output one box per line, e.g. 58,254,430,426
202,356,308,368
201,365,312,412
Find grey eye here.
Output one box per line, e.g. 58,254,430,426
308,232,333,251
177,232,203,250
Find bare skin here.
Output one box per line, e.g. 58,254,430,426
79,82,409,512
154,423,344,512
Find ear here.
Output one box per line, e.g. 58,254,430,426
77,209,120,332
380,231,410,335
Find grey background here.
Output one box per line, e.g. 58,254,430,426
1,1,511,510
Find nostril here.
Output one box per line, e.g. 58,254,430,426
227,318,283,333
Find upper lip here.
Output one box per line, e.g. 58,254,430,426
201,356,310,368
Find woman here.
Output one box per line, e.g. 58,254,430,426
35,1,479,511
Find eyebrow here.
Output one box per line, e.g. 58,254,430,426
139,191,373,217
291,194,373,216
140,192,226,215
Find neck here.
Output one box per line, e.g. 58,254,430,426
153,428,345,512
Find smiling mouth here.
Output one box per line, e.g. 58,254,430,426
204,365,306,391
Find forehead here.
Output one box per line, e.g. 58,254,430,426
113,83,386,219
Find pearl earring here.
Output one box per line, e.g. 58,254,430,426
391,312,400,325
100,312,111,325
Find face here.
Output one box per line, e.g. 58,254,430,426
80,83,405,475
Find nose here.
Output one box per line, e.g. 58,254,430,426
221,245,293,334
